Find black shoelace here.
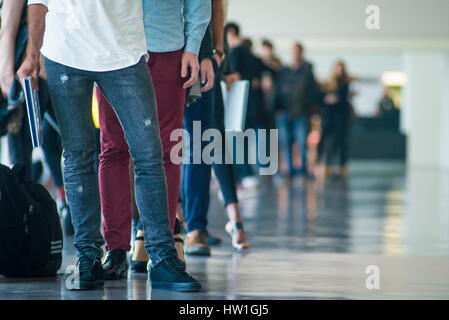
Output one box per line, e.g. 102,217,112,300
161,257,186,274
77,256,100,273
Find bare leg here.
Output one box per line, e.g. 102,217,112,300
131,230,148,262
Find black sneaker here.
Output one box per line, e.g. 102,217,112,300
149,257,201,292
102,249,128,280
70,256,104,290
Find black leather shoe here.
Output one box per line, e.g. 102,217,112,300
102,249,128,280
149,257,201,292
70,256,104,290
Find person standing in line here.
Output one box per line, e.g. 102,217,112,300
95,0,211,279
377,87,399,130
130,22,217,263
225,22,273,190
180,1,251,256
273,42,320,179
210,0,251,251
18,0,201,292
317,60,352,179
259,39,281,163
134,1,250,260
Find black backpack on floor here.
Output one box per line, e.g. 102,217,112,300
0,163,63,277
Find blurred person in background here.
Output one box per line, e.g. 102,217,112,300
260,39,282,73
180,2,251,256
210,0,251,251
260,39,281,149
377,87,399,131
260,39,281,108
242,37,253,49
316,60,352,179
273,42,320,180
208,0,251,251
226,22,273,192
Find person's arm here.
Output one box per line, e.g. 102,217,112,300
181,0,211,89
198,24,215,92
0,0,26,97
198,24,214,62
211,0,225,66
17,2,48,90
184,0,211,56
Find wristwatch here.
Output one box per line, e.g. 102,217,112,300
213,49,225,59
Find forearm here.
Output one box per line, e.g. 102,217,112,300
0,0,26,94
0,0,26,37
17,3,47,89
212,0,224,52
26,4,48,59
198,24,214,62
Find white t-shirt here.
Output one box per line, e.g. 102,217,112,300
28,0,148,72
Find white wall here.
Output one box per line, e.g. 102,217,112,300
400,51,449,170
227,0,449,38
440,54,449,170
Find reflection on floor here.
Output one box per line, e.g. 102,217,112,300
1,160,449,299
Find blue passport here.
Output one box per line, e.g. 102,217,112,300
23,77,43,149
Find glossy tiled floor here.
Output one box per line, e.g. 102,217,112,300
1,160,449,299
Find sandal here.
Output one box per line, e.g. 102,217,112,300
225,221,251,251
174,237,185,261
130,236,148,273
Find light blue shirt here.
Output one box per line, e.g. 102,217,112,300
142,0,211,55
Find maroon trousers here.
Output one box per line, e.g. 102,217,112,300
97,50,185,251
